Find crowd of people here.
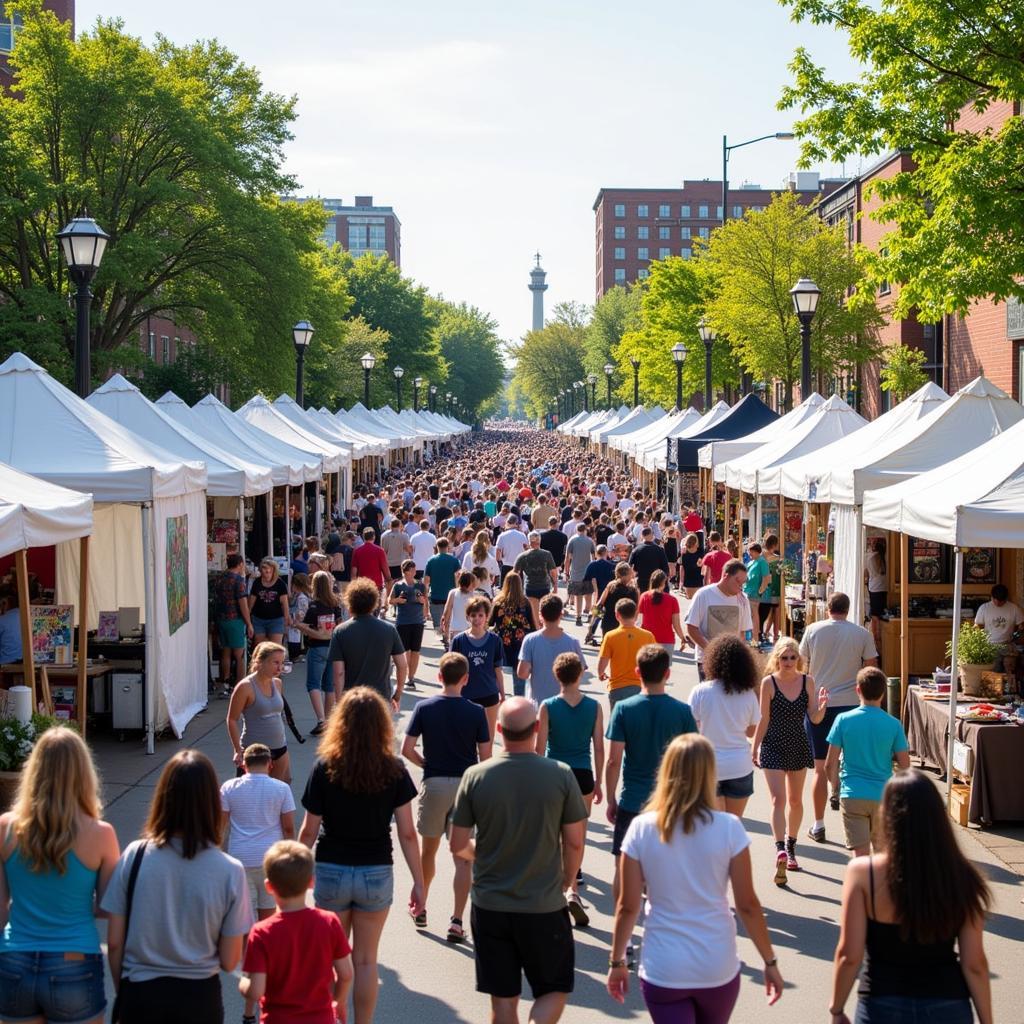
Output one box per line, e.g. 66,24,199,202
0,427,995,1024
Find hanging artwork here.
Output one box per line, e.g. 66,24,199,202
166,514,190,635
30,605,74,664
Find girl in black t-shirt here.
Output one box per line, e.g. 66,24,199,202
297,570,343,734
248,558,290,643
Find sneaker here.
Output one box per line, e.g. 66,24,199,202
566,892,590,928
774,851,788,887
576,867,584,885
406,679,419,691
310,720,326,736
575,616,583,627
584,635,598,646
807,824,826,844
786,848,800,872
413,911,427,929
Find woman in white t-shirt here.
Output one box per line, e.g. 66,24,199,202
688,634,762,819
607,735,783,1023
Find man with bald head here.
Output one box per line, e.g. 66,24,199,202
451,697,587,1024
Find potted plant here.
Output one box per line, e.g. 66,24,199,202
0,714,71,811
945,622,1003,697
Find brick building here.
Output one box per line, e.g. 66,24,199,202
592,174,843,299
282,194,401,267
0,0,74,80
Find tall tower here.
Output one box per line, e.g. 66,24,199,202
528,252,548,332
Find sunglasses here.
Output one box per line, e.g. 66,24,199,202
779,654,798,661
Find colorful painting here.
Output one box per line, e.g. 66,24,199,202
30,605,74,664
97,611,119,641
166,514,190,635
207,542,227,572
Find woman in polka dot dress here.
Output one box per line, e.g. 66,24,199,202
751,636,828,887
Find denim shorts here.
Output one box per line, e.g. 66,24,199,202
855,995,972,1024
304,644,331,693
0,951,106,1024
717,772,755,799
314,861,394,913
251,615,285,636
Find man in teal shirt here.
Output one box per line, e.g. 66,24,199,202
825,666,910,857
424,538,461,635
743,542,770,643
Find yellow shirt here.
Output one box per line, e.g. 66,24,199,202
599,625,656,691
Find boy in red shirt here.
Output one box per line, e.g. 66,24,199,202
700,531,731,584
240,841,353,1024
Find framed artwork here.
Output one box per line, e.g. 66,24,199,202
30,605,74,664
165,514,190,635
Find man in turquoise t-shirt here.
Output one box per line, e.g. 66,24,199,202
825,666,910,857
424,538,461,634
742,543,770,641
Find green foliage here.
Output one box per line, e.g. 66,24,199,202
431,301,504,416
0,713,74,773
699,194,883,409
583,286,641,380
509,321,586,421
946,621,1003,667
132,344,230,406
879,344,929,403
779,0,1024,319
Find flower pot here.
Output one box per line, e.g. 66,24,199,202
959,662,994,698
0,770,21,812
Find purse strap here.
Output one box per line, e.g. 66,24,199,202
121,841,148,950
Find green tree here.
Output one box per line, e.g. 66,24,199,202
431,300,504,416
0,3,344,397
879,343,929,403
303,316,389,412
699,193,882,409
550,300,591,330
779,0,1024,318
509,321,586,421
583,286,641,381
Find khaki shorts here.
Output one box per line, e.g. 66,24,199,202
840,798,880,850
245,864,277,912
416,775,462,838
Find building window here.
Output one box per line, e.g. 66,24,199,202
0,7,22,52
637,204,648,217
681,226,691,240
160,336,170,364
614,203,625,217
348,223,366,249
637,226,649,239
878,246,891,295
658,204,671,218
658,247,671,259
368,224,386,250
173,336,180,359
716,205,723,219
698,204,709,218
681,248,691,259
614,268,626,282
732,205,743,218
658,226,670,239
680,204,691,218
698,227,710,239
637,247,649,260
322,220,337,246
751,205,764,213
637,268,649,280
147,331,155,359
613,226,625,239
614,247,625,260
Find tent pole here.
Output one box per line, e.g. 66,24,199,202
900,532,909,706
284,486,290,578
14,549,37,712
141,505,156,755
267,491,274,561
946,549,964,806
76,536,89,736
724,486,730,547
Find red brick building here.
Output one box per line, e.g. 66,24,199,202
0,0,74,80
283,195,402,267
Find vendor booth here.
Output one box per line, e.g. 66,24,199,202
640,400,731,474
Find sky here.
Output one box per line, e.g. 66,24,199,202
77,0,862,345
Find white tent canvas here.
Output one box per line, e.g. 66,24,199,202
593,406,660,445
618,408,701,459
0,461,93,559
642,400,732,472
237,396,350,473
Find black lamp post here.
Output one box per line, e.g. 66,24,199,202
57,214,110,398
722,131,794,232
630,358,640,407
413,376,423,412
393,365,404,410
579,379,588,413
429,384,437,412
445,391,452,415
361,351,376,406
556,390,563,421
291,320,314,407
790,277,821,401
697,317,717,411
603,362,614,407
587,373,597,411
671,341,688,411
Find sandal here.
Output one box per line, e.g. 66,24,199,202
413,911,427,929
446,916,466,943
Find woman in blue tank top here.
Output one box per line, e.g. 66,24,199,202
0,727,120,1024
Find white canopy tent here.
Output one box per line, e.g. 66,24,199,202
862,417,1024,801
609,408,692,456
556,409,591,434
576,407,625,438
0,354,208,745
593,406,661,446
643,400,732,473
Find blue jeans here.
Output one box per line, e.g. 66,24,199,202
314,862,394,913
855,996,972,1024
304,645,330,692
0,951,106,1024
251,615,285,637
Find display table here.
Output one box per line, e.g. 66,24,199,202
903,686,1024,826
1,662,112,736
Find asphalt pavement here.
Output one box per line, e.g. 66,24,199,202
91,600,1022,1023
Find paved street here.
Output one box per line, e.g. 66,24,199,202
91,603,1023,1023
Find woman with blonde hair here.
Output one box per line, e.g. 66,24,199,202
607,734,782,1022
461,530,499,585
299,688,425,1024
247,556,290,644
751,636,828,886
226,641,291,782
0,728,120,1024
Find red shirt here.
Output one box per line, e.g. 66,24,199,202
350,542,389,587
637,590,680,644
496,479,510,492
683,512,704,533
243,907,351,1024
518,486,534,500
702,548,731,584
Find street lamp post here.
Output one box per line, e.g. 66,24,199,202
790,277,821,401
579,379,589,413
629,358,640,407
360,352,376,406
556,390,563,421
603,362,614,408
413,377,423,412
697,318,717,411
445,391,452,415
587,372,597,411
57,215,110,398
429,384,437,412
393,366,404,411
291,320,314,407
722,131,795,232
671,342,688,411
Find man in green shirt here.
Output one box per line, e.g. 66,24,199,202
451,697,586,1023
424,537,461,634
743,542,771,644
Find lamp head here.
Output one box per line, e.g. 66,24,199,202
603,362,614,376
413,376,423,388
587,373,596,385
671,342,688,363
697,317,717,344
360,352,376,371
393,366,404,379
775,131,796,140
57,215,109,276
629,357,640,371
292,320,314,351
789,277,820,319
429,385,437,395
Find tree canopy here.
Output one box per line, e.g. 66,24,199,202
431,300,504,418
509,320,586,421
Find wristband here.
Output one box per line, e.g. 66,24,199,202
764,957,777,967
608,958,627,969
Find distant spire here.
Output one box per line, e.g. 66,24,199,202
534,251,542,268
529,252,548,332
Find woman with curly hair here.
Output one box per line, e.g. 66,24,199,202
298,688,425,1024
688,634,762,819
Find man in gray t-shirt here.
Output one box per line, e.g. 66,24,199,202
513,533,558,621
798,591,878,843
564,523,597,624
